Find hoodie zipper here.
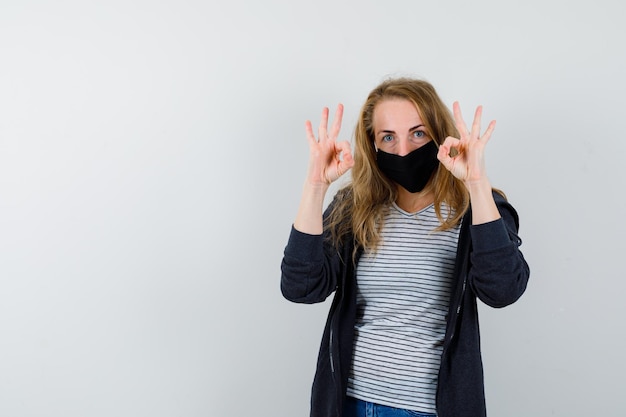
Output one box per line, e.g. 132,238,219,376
329,328,335,373
447,276,466,344
329,302,341,417
446,215,471,347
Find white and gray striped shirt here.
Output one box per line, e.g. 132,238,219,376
346,202,460,414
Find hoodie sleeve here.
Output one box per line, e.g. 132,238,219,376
280,196,348,304
467,194,530,308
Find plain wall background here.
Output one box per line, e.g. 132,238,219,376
1,0,625,415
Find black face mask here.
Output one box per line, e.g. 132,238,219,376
376,141,439,193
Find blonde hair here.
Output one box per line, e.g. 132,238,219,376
326,77,471,256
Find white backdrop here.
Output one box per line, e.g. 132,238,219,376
1,0,625,416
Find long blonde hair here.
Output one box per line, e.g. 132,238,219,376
326,77,471,255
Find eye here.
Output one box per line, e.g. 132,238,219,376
412,130,426,138
382,134,393,143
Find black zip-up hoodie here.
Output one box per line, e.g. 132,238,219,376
281,191,529,417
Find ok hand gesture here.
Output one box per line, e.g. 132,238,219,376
304,104,354,187
437,102,496,187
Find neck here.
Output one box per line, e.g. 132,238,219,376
395,184,435,213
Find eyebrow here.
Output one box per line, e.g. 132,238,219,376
376,124,425,135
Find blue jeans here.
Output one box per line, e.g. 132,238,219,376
342,396,437,417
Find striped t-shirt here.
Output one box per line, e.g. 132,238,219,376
346,202,460,414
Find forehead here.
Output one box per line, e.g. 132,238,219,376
372,98,423,129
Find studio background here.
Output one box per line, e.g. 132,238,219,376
0,1,624,416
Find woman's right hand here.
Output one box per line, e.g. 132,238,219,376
304,104,354,187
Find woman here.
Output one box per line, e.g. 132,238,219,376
281,77,529,417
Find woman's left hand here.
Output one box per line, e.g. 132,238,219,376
437,101,496,186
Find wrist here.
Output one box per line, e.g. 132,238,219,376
303,180,330,196
464,177,492,194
